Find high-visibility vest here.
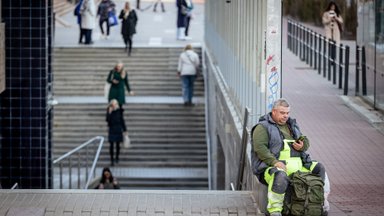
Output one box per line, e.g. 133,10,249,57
279,139,303,175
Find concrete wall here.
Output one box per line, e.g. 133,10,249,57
204,48,268,212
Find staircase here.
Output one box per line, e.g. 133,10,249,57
52,47,208,189
53,47,204,96
54,0,76,17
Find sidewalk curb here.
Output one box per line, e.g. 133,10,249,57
340,95,384,135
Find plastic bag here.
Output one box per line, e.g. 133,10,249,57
123,133,131,148
108,12,118,26
104,82,111,99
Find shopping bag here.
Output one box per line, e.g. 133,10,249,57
108,12,118,26
104,82,111,99
123,133,131,148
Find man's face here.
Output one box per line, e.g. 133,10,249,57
271,105,290,125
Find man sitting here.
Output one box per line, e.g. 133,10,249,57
251,98,329,216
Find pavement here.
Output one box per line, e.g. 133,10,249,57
54,0,204,48
2,1,384,216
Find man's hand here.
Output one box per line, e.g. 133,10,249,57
293,140,304,151
274,161,286,172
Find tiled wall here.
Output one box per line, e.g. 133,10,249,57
0,0,53,189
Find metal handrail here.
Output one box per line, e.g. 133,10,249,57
53,136,104,189
287,19,350,95
236,107,250,190
10,183,18,190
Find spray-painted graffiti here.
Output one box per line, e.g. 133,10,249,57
265,0,282,112
267,66,279,110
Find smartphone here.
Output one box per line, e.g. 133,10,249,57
296,135,305,142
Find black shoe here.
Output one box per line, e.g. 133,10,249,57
116,159,119,164
183,102,188,106
111,162,114,167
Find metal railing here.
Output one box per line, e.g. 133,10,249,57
287,19,350,95
53,136,104,189
355,45,367,96
236,107,250,190
10,183,18,190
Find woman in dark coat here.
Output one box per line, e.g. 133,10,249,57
107,61,134,109
106,99,127,166
176,0,191,40
119,1,138,56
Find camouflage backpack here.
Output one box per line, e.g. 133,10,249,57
283,171,325,216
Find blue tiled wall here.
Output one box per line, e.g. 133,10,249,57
0,0,53,189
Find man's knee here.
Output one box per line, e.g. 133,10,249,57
271,171,289,194
312,162,326,181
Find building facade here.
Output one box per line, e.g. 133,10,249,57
0,0,54,189
203,0,282,192
357,0,384,111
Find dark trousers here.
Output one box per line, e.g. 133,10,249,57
79,25,85,43
84,29,93,44
153,0,165,12
109,142,120,164
99,18,110,36
185,16,191,36
123,36,133,54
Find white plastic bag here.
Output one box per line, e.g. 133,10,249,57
104,82,111,99
123,133,131,148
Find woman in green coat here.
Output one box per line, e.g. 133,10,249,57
107,61,134,108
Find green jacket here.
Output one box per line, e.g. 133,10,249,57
107,70,132,105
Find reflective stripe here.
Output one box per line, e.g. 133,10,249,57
279,139,303,175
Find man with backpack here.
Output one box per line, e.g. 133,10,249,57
251,98,329,216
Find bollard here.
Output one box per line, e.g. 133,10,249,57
314,33,318,70
323,37,327,77
361,46,367,95
332,42,337,85
306,28,309,63
344,46,350,95
355,45,360,95
318,35,322,75
288,21,291,51
328,40,332,81
309,31,313,67
338,44,344,89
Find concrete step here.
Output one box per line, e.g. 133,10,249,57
53,47,208,188
118,177,208,190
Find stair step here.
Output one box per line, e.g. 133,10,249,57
53,47,207,189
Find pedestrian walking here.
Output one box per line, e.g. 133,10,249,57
80,0,96,44
97,0,116,40
106,99,127,166
106,61,135,109
177,44,200,106
322,1,343,45
176,0,192,40
251,98,330,216
97,167,120,189
119,1,138,56
74,0,85,44
153,0,165,12
184,0,194,38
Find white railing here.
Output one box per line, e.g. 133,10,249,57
53,136,104,189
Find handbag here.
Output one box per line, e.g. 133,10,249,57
104,82,111,99
181,5,188,15
108,12,118,26
123,133,131,148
